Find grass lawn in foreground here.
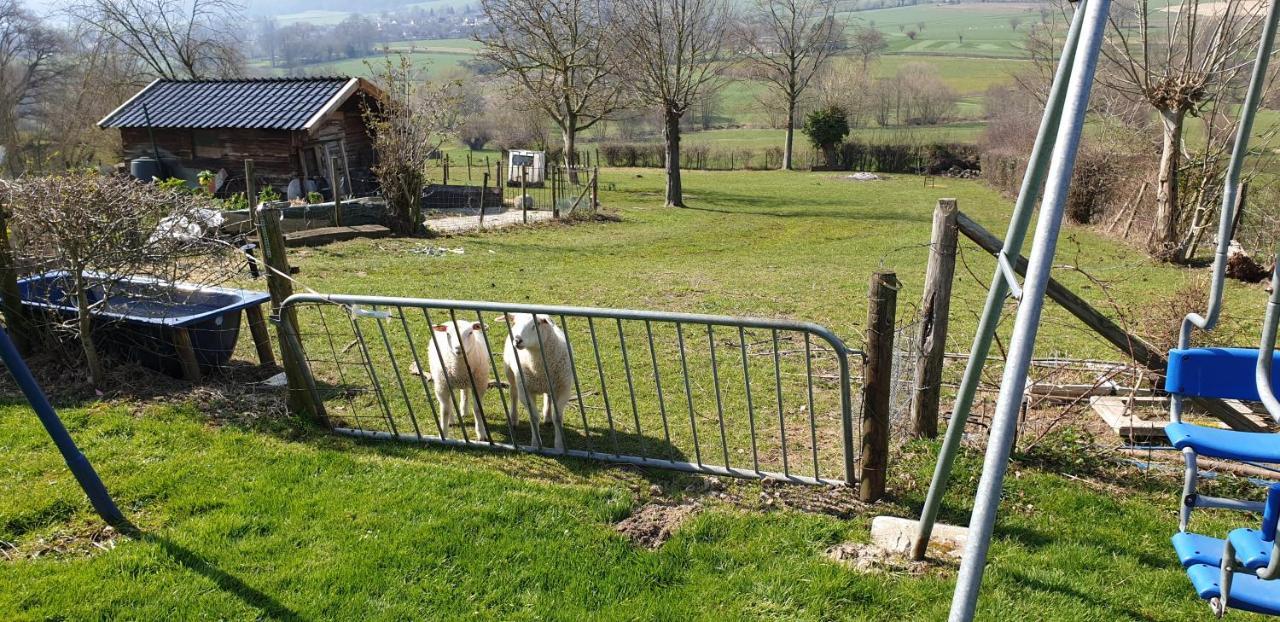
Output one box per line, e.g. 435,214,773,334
1,169,1274,620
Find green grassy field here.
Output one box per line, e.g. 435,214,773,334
2,170,1274,620
844,2,1062,58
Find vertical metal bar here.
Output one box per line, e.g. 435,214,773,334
350,313,398,436
804,333,820,481
839,350,855,485
560,314,595,455
450,308,493,446
1257,255,1280,421
317,305,363,431
478,310,518,443
707,325,731,469
617,319,646,460
499,312,533,448
676,322,703,467
773,329,790,477
587,317,620,454
913,0,1090,561
531,313,566,452
0,326,123,525
1181,0,1280,350
646,320,677,462
738,327,761,474
375,310,422,440
399,307,445,439
423,307,470,444
950,0,1110,617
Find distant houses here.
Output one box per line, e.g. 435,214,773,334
98,77,383,199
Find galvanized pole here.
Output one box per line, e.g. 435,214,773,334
949,0,1110,617
0,326,123,525
911,0,1089,562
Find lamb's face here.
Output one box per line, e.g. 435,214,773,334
433,321,485,356
501,313,550,351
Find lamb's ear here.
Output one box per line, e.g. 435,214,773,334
494,313,510,324
471,321,484,332
432,324,449,332
538,316,550,325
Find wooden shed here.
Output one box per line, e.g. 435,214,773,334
98,77,384,198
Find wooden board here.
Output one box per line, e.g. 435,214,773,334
283,224,391,247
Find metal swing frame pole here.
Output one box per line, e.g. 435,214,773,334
911,0,1090,561
0,327,123,525
949,0,1111,617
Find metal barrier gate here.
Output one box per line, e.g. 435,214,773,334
282,294,861,485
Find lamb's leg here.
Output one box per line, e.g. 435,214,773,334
525,390,542,449
553,393,569,452
546,393,566,452
470,387,490,442
435,382,455,437
505,368,519,431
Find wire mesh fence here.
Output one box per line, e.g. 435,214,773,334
284,293,863,485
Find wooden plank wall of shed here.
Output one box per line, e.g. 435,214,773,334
119,127,300,184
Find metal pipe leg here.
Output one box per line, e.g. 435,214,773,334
1181,447,1199,532
911,0,1090,562
1219,539,1237,617
947,0,1112,617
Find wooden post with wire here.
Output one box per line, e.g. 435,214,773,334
256,204,325,423
479,171,489,230
244,159,257,230
861,271,899,502
911,199,958,439
521,166,529,224
328,156,343,227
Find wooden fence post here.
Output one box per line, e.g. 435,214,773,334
592,166,600,213
521,167,528,224
0,187,30,354
479,171,489,230
552,165,560,220
861,270,899,502
256,205,325,423
244,159,257,230
328,156,343,227
911,199,958,439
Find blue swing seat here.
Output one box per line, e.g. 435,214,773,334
1164,348,1280,461
1166,423,1280,462
1186,564,1280,616
1173,531,1227,568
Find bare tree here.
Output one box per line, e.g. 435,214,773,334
68,0,244,79
363,55,461,235
1101,0,1270,260
741,0,842,170
0,0,63,176
5,173,234,386
476,0,622,170
616,0,731,207
849,24,888,71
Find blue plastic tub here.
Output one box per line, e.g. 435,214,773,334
16,271,271,376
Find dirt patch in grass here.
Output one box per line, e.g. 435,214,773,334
825,541,933,576
2,522,124,562
615,501,700,548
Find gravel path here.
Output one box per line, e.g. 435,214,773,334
427,209,554,234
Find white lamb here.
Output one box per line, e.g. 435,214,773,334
426,320,492,441
499,313,574,451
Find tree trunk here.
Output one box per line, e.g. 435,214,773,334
1152,108,1185,262
73,270,105,387
563,123,580,184
783,99,796,171
663,110,684,207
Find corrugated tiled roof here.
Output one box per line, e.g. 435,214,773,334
98,77,358,131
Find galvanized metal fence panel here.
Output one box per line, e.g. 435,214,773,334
282,293,862,485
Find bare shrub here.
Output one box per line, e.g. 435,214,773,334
4,173,235,386
363,54,461,235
